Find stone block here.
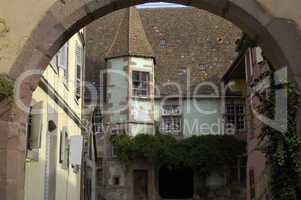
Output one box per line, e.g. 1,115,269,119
265,19,301,75
225,0,272,40
50,0,91,34
190,0,228,16
9,38,51,84
85,0,119,20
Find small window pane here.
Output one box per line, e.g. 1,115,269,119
132,71,150,97
225,101,245,132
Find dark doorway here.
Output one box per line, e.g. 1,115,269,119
134,170,148,200
159,167,194,199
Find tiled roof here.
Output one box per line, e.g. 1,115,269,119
85,7,242,98
105,7,154,59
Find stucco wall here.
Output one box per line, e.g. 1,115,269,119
24,87,82,200
43,32,83,118
154,98,224,136
24,33,83,200
183,99,223,136
0,0,56,74
129,57,155,121
106,57,129,123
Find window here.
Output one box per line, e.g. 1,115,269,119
132,71,150,97
113,176,120,186
225,101,245,132
92,107,103,135
228,156,247,185
60,130,69,169
161,103,182,134
161,116,182,134
161,104,181,115
160,39,167,48
27,102,43,150
75,44,82,98
57,43,69,81
199,63,209,71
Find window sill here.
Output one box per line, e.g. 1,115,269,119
132,96,152,100
161,113,182,116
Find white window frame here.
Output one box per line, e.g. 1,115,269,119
161,116,182,134
75,43,82,98
132,71,150,97
225,101,246,132
161,104,182,116
58,43,69,82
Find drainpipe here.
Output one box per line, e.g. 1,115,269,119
90,131,97,200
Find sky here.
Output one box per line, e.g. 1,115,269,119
137,2,187,8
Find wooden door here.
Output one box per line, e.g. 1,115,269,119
133,170,148,200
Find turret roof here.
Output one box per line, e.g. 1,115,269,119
105,7,154,59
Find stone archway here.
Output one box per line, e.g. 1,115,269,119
1,1,301,200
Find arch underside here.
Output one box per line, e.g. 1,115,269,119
2,1,301,200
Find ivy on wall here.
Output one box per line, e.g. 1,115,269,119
110,134,246,176
251,71,301,200
0,74,14,101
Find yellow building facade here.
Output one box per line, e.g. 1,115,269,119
24,30,85,200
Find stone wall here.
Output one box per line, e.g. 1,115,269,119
1,1,301,200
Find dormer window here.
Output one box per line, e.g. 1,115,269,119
132,71,150,97
199,63,209,71
160,39,167,48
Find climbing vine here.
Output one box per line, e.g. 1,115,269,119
0,74,14,101
110,134,246,176
251,71,301,200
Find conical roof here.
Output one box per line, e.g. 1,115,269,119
105,7,155,60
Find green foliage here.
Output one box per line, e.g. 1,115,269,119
251,71,301,200
110,134,246,177
0,74,14,101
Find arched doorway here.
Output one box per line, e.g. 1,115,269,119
1,1,301,200
159,166,194,199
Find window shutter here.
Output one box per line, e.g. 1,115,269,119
58,47,64,68
99,71,104,103
76,45,82,68
60,130,69,169
75,45,82,97
29,101,43,149
58,43,68,70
